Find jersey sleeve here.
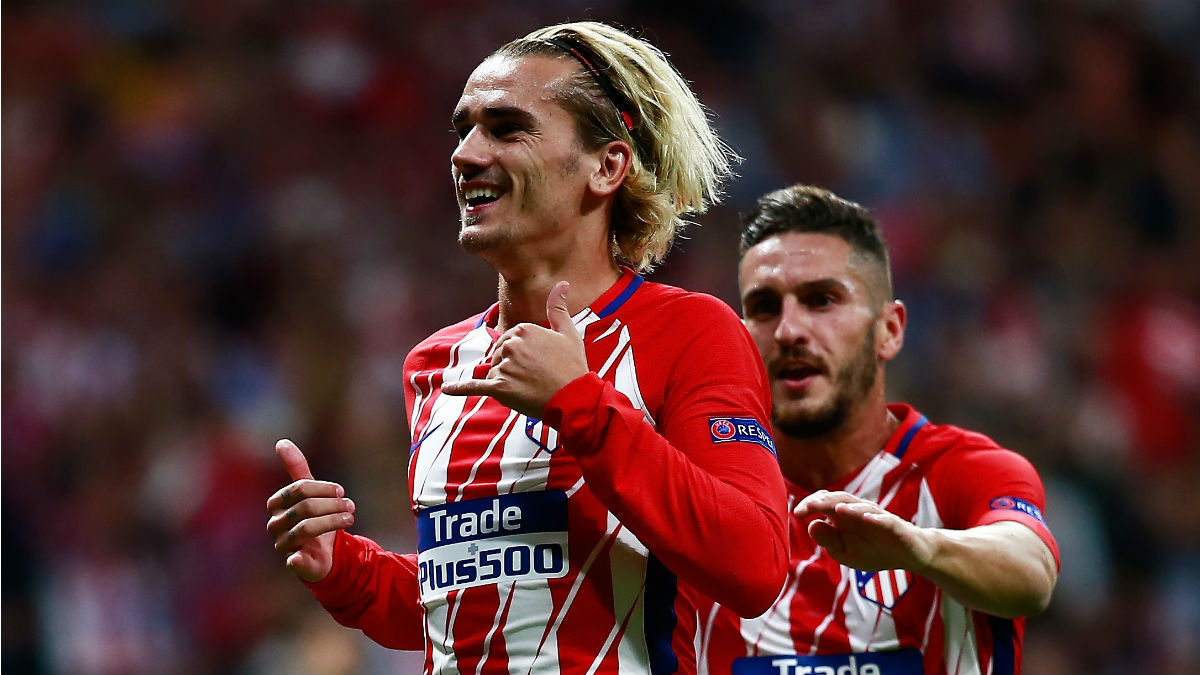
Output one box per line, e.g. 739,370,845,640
304,531,424,649
542,297,789,617
927,445,1060,568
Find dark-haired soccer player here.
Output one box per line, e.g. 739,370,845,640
695,184,1059,675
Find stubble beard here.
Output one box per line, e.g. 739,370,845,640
772,323,879,439
458,213,514,253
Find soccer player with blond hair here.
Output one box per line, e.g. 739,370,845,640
267,21,789,675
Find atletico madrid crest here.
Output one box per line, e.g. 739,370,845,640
855,568,911,610
525,416,562,454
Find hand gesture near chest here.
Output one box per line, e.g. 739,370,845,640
442,281,589,419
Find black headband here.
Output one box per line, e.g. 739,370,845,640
543,37,635,132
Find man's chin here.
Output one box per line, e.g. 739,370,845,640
458,225,508,253
772,403,846,439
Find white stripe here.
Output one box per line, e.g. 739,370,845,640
920,587,940,654
529,520,626,673
917,479,945,655
564,477,586,499
456,408,520,501
417,393,488,504
846,451,900,501
474,583,516,675
409,371,428,431
608,329,655,426
697,602,721,675
942,593,981,675
406,370,436,482
928,475,982,675
494,420,553,494
914,479,944,528
412,329,492,507
504,580,557,675
875,464,914,509
609,514,650,675
411,388,469,507
594,321,630,378
425,594,455,675
879,572,895,607
808,564,850,654
590,314,620,341
439,590,468,675
583,590,648,675
574,308,603,335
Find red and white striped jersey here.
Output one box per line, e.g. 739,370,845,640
694,404,1060,675
307,269,790,675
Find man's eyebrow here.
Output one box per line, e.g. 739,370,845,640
741,286,778,305
794,278,847,295
742,278,848,302
739,283,777,299
451,105,538,130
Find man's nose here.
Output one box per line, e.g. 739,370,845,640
774,296,810,346
451,127,492,176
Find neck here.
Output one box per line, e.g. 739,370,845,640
775,389,899,491
476,202,621,330
494,256,622,330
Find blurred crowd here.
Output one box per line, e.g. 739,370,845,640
3,1,1198,673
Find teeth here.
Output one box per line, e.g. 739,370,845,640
464,187,502,202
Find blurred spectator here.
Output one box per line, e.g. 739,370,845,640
3,1,1197,673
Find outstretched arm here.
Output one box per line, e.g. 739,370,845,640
796,490,1058,618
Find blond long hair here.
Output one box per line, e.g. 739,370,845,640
495,21,739,271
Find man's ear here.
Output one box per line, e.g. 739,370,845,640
588,140,633,197
877,299,906,362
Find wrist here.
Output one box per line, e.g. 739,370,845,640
908,526,944,577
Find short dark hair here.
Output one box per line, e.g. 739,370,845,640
739,184,892,299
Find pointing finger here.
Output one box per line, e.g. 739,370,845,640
442,378,501,398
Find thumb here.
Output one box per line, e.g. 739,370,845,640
546,281,578,336
276,438,315,481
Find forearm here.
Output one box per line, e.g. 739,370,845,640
306,530,425,650
914,520,1057,618
545,374,789,617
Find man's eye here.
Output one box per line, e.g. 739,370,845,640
807,294,835,309
745,298,780,318
492,123,521,138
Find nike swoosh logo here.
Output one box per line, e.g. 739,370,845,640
409,423,443,454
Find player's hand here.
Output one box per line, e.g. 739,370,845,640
794,490,934,573
442,281,588,419
266,439,355,583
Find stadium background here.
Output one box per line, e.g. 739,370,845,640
3,1,1197,673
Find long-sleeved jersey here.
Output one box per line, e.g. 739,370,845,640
694,404,1060,675
307,268,790,675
